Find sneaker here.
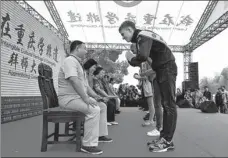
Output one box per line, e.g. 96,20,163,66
142,121,154,127
147,137,161,146
110,121,118,125
81,146,103,155
147,129,160,136
99,136,113,143
107,122,112,126
149,138,175,152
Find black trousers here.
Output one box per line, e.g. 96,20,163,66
155,61,177,142
107,99,116,122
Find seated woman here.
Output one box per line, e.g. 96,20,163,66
93,67,118,125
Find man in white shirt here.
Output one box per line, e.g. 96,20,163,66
58,40,112,155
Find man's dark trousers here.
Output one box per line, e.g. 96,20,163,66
155,61,177,142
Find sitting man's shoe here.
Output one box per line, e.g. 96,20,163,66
115,110,121,114
99,136,113,143
81,146,103,155
148,138,175,152
110,121,118,125
147,129,160,136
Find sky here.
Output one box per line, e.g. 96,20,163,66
26,1,228,89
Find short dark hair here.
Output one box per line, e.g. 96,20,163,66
119,20,136,32
70,40,84,53
83,59,98,70
93,67,103,76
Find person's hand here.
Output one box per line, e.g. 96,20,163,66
125,51,136,61
102,97,109,103
95,96,105,102
147,57,152,65
95,95,102,101
84,98,97,108
134,74,141,79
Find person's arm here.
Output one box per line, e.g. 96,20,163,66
87,85,101,100
184,94,187,99
68,77,89,101
129,36,153,67
63,59,88,101
109,84,117,96
93,80,109,97
140,69,156,77
134,73,147,80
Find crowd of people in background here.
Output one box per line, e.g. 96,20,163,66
117,83,142,107
176,85,228,114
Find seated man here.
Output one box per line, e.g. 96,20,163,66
58,40,112,155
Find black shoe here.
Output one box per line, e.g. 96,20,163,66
81,146,103,155
99,136,113,143
115,110,121,114
143,108,149,111
149,138,175,152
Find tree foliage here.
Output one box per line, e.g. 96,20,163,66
199,66,228,94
